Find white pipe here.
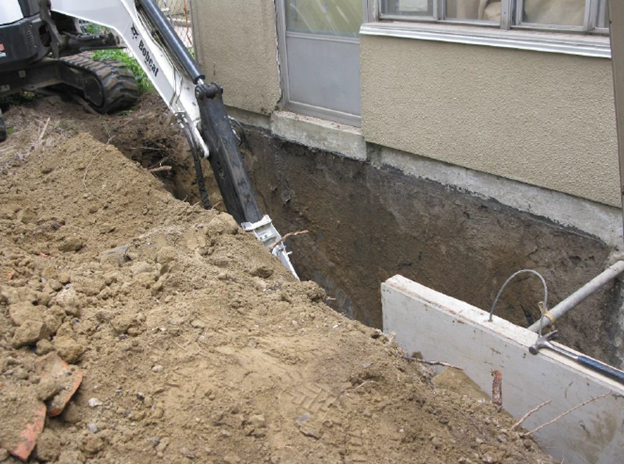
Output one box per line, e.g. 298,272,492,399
528,261,624,333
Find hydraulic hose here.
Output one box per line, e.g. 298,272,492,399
179,119,211,210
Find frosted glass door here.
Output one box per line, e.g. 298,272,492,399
282,0,366,125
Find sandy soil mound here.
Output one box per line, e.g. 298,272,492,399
0,94,218,209
0,111,553,463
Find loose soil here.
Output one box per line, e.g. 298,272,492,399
0,96,553,463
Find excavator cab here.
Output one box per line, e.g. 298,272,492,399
0,0,48,74
1,0,45,142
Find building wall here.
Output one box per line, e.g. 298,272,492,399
188,1,620,208
360,35,620,207
191,0,281,115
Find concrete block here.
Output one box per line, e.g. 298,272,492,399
382,275,624,464
271,111,367,162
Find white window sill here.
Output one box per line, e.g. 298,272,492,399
360,22,611,59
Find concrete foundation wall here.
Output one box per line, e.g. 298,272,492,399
382,275,624,464
190,0,281,115
360,35,619,207
231,108,623,246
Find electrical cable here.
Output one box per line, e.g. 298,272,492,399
489,269,549,335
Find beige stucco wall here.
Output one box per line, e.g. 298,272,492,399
361,36,620,207
190,0,281,115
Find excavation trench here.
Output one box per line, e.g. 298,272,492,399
7,95,621,366
242,129,622,366
135,118,622,368
114,117,622,369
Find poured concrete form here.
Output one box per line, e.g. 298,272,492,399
382,275,624,464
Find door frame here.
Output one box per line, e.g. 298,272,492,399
275,0,375,127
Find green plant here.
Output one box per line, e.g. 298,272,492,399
93,49,154,94
83,23,102,35
0,92,40,107
82,22,111,35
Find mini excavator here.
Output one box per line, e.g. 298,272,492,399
0,0,299,278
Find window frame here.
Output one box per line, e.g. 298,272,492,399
276,0,372,127
378,0,609,35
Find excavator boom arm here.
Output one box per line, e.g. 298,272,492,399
48,0,299,278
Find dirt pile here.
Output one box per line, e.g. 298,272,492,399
0,94,218,208
0,123,553,462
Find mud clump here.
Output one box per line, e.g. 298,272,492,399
0,117,554,462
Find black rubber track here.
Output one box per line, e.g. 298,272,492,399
0,108,6,143
61,54,139,114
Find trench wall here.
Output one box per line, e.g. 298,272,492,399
242,128,622,367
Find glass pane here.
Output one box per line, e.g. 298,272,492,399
286,0,363,37
446,0,501,22
597,0,609,29
521,0,586,26
380,0,433,17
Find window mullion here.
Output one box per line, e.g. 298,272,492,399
433,0,440,21
584,0,598,32
515,0,524,26
501,0,513,30
365,0,376,23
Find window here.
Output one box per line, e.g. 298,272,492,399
277,0,369,126
286,0,363,37
379,0,609,34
